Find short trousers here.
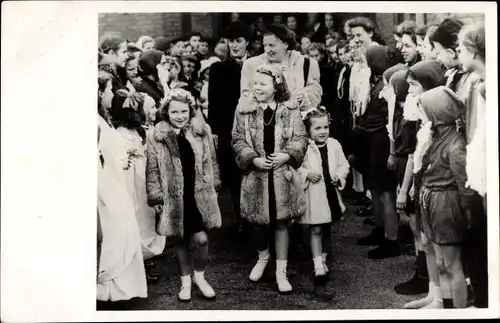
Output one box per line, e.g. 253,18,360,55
419,187,469,245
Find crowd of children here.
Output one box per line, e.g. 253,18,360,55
97,13,488,309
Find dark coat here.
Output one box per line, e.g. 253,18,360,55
207,57,244,144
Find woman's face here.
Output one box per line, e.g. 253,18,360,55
325,14,334,29
407,76,425,96
253,72,275,103
263,34,288,63
111,41,128,68
230,12,240,22
167,100,190,129
301,37,311,53
401,34,418,64
433,41,457,69
422,36,437,60
273,14,283,25
309,115,330,145
100,80,114,110
229,37,248,58
286,16,297,31
143,40,155,51
416,35,425,59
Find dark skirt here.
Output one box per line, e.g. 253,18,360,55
419,187,469,245
354,129,398,192
326,183,343,222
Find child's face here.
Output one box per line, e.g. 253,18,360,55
100,80,114,110
457,42,476,73
189,36,201,50
407,75,425,96
301,37,311,52
168,100,190,129
198,42,209,55
309,115,330,145
401,34,418,64
338,47,351,66
143,98,157,124
125,59,139,81
433,42,459,69
143,40,155,51
309,49,323,63
253,72,275,103
182,60,195,77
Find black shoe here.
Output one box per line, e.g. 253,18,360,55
146,268,161,284
354,196,372,207
363,216,376,226
394,271,429,295
357,206,372,217
367,239,401,259
399,225,415,245
357,227,384,246
466,282,476,307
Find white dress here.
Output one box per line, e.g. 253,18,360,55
298,138,350,225
97,116,147,301
116,127,166,260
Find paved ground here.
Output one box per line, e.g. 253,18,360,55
97,189,424,311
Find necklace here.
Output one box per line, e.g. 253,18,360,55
263,107,276,126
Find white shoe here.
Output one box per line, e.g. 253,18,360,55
422,299,444,309
276,270,293,293
178,275,192,302
193,271,216,299
249,258,269,282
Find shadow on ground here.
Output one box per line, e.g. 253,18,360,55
97,189,424,310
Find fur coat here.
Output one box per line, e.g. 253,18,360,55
231,98,309,225
240,50,322,112
145,117,222,238
298,138,350,225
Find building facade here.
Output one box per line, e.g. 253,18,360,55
99,12,484,45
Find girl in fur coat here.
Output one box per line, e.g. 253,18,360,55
298,106,349,283
146,88,222,302
232,64,308,293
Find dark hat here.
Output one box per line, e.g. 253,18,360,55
154,36,170,52
224,21,251,41
139,49,163,76
430,17,464,50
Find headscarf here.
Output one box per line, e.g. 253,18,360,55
138,49,164,77
384,70,409,141
419,86,465,126
407,60,446,91
366,44,392,76
383,63,408,85
413,86,465,173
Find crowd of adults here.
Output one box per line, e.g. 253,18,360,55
97,12,488,309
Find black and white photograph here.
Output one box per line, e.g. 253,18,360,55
2,1,499,322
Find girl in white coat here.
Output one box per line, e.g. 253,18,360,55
298,106,350,282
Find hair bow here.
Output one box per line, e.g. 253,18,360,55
256,65,282,84
116,85,143,111
301,105,327,120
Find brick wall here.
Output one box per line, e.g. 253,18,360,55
98,12,215,42
426,13,485,25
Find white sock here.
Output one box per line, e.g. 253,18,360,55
465,277,471,285
434,284,442,302
313,256,324,271
258,248,270,261
276,259,287,272
181,274,191,286
321,253,327,263
193,270,205,282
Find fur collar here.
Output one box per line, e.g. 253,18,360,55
237,98,299,114
153,116,206,142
